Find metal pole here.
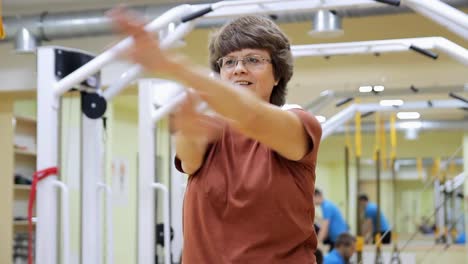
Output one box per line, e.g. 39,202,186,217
375,150,383,264
36,47,60,264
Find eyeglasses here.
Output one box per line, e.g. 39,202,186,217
217,55,271,71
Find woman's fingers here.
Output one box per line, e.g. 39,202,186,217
108,7,147,37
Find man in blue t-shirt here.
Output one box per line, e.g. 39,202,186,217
359,194,392,244
324,233,356,264
314,189,349,250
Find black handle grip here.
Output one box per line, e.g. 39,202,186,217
336,97,354,107
410,85,419,93
410,45,438,60
449,92,468,104
361,111,375,118
181,6,213,23
374,0,401,6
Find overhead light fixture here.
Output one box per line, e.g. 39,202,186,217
359,86,373,93
397,112,420,120
373,85,385,92
380,99,404,106
405,128,419,140
316,115,327,123
14,27,39,53
308,10,344,38
398,121,423,129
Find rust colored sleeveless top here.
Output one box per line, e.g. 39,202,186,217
176,109,322,264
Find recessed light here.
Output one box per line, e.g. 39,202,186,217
373,85,385,92
397,112,420,119
359,86,373,93
380,99,404,106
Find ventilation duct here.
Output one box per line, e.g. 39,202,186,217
0,0,467,43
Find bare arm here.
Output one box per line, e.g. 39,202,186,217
317,219,330,243
362,218,373,242
168,62,312,161
171,93,225,174
111,10,313,162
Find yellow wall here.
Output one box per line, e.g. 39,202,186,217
111,98,138,264
0,99,14,264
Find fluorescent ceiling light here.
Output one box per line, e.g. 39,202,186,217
373,85,385,92
316,115,327,123
399,121,422,129
359,86,373,93
397,112,420,120
380,99,404,106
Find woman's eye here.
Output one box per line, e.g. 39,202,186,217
247,57,260,64
224,59,236,67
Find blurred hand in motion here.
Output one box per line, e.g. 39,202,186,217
108,7,176,74
170,90,225,144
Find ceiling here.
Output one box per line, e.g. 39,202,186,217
2,0,468,124
2,0,204,15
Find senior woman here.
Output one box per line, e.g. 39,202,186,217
111,9,322,264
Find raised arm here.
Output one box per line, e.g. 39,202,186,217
111,9,318,161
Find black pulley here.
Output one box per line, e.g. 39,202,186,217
155,223,174,247
81,92,107,119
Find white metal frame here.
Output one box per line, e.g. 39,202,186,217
36,46,113,264
138,79,184,264
36,47,70,264
292,37,468,65
321,99,468,139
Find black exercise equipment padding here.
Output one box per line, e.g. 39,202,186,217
336,97,354,107
55,49,100,89
449,92,468,104
374,0,400,6
409,45,438,60
181,6,213,22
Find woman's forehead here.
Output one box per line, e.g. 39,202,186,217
225,48,269,57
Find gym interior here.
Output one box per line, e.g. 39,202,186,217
0,0,467,263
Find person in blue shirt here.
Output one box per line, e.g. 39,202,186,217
324,233,356,264
358,194,392,244
314,189,349,250
455,232,465,244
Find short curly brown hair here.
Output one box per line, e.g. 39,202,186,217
208,15,293,106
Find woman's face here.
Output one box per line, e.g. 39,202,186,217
219,49,277,103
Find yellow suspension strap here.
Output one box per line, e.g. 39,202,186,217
432,158,441,180
373,112,381,159
389,113,402,264
355,100,363,264
417,157,423,180
448,160,457,241
432,157,442,242
380,118,387,171
344,122,352,221
0,0,5,39
390,114,397,161
374,111,383,263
